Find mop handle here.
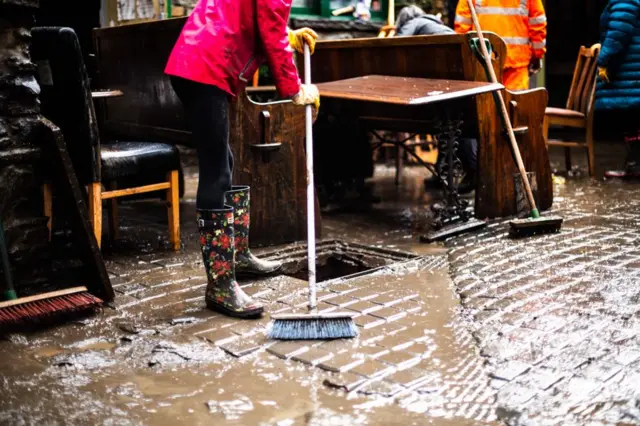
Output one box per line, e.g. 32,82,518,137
304,43,317,309
466,0,539,214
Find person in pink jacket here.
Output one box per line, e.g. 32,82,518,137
165,0,319,319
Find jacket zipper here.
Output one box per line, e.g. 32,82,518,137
238,55,256,82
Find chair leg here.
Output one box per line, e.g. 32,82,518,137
107,181,119,240
167,170,181,251
586,123,595,177
43,183,53,241
395,140,403,186
564,147,572,172
88,182,103,248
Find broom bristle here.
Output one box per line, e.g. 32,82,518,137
509,215,563,238
0,292,103,333
269,318,359,340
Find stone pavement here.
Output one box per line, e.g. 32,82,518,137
2,146,640,425
449,180,640,425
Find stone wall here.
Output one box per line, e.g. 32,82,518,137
0,0,50,289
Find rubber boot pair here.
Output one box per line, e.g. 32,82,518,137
197,186,281,318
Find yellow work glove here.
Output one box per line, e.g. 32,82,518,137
288,27,319,55
292,84,320,114
598,67,610,83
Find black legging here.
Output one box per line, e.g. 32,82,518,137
171,76,233,210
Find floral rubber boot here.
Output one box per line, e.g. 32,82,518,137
197,207,264,318
225,186,283,278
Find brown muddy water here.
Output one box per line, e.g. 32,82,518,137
0,259,496,425
0,165,503,425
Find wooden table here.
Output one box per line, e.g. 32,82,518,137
316,75,504,232
317,75,503,106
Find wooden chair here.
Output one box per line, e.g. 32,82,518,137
544,43,601,176
32,27,181,250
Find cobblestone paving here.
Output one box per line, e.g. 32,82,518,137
448,180,640,425
106,251,501,423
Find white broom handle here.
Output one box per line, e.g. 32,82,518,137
304,43,317,309
466,0,538,213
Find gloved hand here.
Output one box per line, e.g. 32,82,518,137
598,67,610,83
288,28,319,55
528,57,542,76
292,84,320,110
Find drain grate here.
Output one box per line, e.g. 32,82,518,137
260,240,419,283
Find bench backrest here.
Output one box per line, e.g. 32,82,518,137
92,19,506,145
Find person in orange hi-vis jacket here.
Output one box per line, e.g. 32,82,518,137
454,0,547,91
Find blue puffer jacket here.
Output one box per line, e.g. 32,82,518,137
596,0,640,110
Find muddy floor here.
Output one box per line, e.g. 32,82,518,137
1,140,639,425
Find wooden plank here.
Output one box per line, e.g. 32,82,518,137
0,286,90,309
40,119,114,301
92,90,123,99
88,182,103,248
547,140,587,148
101,182,170,199
166,170,181,251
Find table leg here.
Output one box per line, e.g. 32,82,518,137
432,112,470,227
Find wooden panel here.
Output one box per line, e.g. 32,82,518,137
228,97,319,245
93,18,188,143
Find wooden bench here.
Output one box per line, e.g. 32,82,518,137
93,19,314,247
93,21,551,242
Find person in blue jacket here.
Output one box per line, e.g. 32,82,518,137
597,0,640,176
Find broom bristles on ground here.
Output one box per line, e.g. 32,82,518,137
269,318,359,340
509,215,563,238
0,292,103,333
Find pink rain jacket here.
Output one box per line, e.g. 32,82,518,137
165,0,301,98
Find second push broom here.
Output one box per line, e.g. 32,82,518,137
466,0,563,237
268,43,358,340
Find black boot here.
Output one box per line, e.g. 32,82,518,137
225,186,283,277
197,207,264,318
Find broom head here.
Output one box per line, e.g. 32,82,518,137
509,215,563,238
268,312,359,340
0,286,103,334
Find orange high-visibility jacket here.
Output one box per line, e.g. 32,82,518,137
454,0,547,69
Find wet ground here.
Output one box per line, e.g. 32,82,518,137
1,141,639,425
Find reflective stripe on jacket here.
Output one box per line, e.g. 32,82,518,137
165,0,300,98
454,0,547,69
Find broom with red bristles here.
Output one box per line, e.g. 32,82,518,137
0,218,103,334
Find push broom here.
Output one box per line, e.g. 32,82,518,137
268,43,358,340
0,217,103,334
466,0,563,237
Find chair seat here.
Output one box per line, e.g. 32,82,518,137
101,141,180,181
545,107,585,120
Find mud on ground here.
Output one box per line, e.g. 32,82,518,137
1,143,640,425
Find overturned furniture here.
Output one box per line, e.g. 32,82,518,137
93,19,315,247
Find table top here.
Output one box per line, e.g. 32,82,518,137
92,90,123,99
316,75,503,105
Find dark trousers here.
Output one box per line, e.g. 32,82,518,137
171,76,233,210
